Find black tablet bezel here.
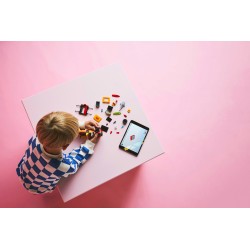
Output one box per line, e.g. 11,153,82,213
119,120,149,156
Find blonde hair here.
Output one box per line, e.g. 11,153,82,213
36,112,79,148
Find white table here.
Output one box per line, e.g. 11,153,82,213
22,64,164,202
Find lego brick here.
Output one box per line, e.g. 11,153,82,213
101,125,109,133
96,101,100,108
105,105,113,116
93,114,102,123
106,117,112,122
102,96,110,104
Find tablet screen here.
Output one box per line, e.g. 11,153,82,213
119,120,149,156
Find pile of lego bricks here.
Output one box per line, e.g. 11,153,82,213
76,94,131,137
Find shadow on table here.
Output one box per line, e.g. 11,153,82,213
41,164,144,208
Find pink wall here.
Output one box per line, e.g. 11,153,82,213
1,42,250,207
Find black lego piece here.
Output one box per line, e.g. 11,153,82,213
123,119,128,125
95,127,103,137
101,125,109,133
106,117,112,122
107,105,113,112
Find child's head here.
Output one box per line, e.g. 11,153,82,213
36,111,79,149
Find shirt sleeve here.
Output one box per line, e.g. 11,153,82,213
16,157,24,177
16,136,34,178
60,140,95,177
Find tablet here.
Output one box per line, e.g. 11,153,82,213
119,120,149,156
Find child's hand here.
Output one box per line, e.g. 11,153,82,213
85,120,99,131
90,132,101,144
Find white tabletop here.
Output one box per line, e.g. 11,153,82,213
22,64,164,202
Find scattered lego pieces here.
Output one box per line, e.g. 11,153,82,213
105,105,113,116
106,117,112,122
93,114,102,123
119,101,126,111
76,96,132,137
102,96,110,104
101,125,109,133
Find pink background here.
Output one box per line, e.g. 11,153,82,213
1,42,250,207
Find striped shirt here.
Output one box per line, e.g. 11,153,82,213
16,135,95,194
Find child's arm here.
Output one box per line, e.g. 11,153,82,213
59,133,100,177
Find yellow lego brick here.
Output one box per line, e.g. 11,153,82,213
93,114,102,123
102,96,110,104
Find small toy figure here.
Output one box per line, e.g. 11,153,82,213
119,101,125,111
75,104,93,116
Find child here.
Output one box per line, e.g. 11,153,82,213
16,111,101,194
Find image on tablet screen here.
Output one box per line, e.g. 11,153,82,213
121,123,148,153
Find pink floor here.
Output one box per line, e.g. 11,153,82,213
1,42,250,208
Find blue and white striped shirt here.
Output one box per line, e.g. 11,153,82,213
16,135,95,194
